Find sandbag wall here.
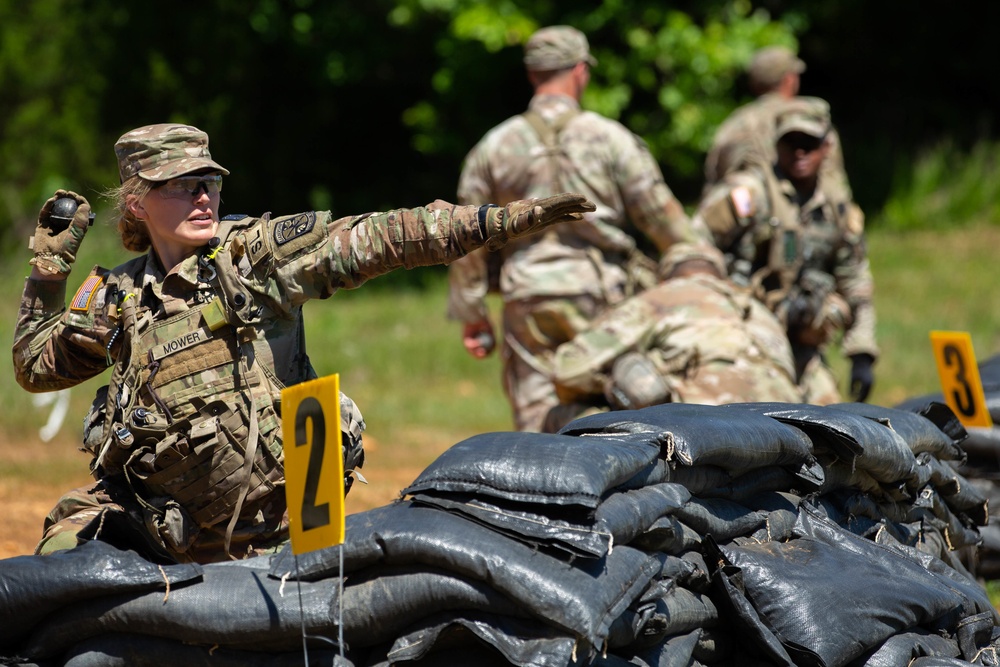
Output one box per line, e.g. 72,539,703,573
1,400,998,667
897,353,1000,581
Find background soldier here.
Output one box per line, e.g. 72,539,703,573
447,25,709,432
545,244,802,432
13,122,593,563
695,100,878,404
703,45,852,204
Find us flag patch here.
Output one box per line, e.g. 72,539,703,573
70,275,103,312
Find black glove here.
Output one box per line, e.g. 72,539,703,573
849,353,875,402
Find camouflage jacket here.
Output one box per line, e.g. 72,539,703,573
695,161,878,359
13,202,492,558
703,93,853,204
551,273,802,405
447,93,704,322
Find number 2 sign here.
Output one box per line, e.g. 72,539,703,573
930,331,994,428
281,374,345,554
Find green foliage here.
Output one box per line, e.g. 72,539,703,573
880,138,1000,231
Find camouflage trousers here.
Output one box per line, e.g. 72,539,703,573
37,482,290,563
501,294,604,432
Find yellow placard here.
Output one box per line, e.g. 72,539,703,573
930,331,993,428
281,374,345,554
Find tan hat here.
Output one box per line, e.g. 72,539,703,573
114,123,230,183
775,98,831,139
523,25,597,71
747,46,805,90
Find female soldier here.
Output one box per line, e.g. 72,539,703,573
14,122,592,564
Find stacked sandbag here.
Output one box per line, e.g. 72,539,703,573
897,352,1000,580
1,401,998,666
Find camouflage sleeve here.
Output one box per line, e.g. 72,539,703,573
259,203,488,303
551,296,655,400
694,171,767,252
13,269,115,393
616,133,709,250
834,205,878,358
446,248,490,323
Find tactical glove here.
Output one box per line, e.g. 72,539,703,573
849,353,875,402
482,193,596,251
30,189,93,277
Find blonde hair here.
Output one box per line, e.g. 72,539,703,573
103,176,155,252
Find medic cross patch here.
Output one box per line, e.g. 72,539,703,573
273,212,317,246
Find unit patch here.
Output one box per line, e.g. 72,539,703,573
70,275,104,312
273,212,316,246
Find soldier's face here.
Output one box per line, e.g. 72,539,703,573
130,171,221,268
776,132,829,184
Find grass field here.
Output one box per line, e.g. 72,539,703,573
0,221,998,559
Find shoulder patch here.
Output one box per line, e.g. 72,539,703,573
70,275,103,312
730,186,755,218
273,212,317,246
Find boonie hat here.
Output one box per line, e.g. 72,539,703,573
114,123,230,183
747,45,805,90
775,98,831,139
523,25,598,71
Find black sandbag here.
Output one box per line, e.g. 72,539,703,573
54,633,351,667
409,482,690,559
270,502,660,644
626,629,703,667
698,462,824,501
956,425,1000,461
727,402,921,485
16,557,340,660
673,497,767,542
893,399,970,446
910,657,987,666
667,464,730,495
340,564,527,648
408,492,612,559
847,628,961,667
649,551,711,594
607,577,719,651
364,612,578,667
796,501,996,622
631,516,701,555
715,514,970,667
0,540,202,654
559,403,816,473
400,430,660,511
916,455,989,525
834,402,966,462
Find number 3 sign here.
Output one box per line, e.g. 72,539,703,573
281,374,345,554
930,331,994,429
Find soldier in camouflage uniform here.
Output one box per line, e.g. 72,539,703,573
545,244,802,432
695,101,878,405
703,45,852,204
447,25,710,432
13,122,594,563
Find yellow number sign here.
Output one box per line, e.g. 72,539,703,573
281,374,345,554
930,331,993,428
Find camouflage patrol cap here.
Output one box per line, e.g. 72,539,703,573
523,25,598,71
114,123,230,183
775,98,832,139
747,46,805,90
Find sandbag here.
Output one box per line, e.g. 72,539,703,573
724,403,919,485
401,430,660,512
560,403,817,473
834,402,966,462
270,502,660,645
0,540,202,655
848,628,960,666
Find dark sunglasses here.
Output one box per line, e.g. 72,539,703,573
155,174,224,199
779,133,825,153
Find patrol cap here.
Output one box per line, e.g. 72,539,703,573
114,123,230,183
658,242,728,280
523,25,597,71
775,98,832,140
747,45,805,90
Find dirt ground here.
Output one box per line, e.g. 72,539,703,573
0,430,434,560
